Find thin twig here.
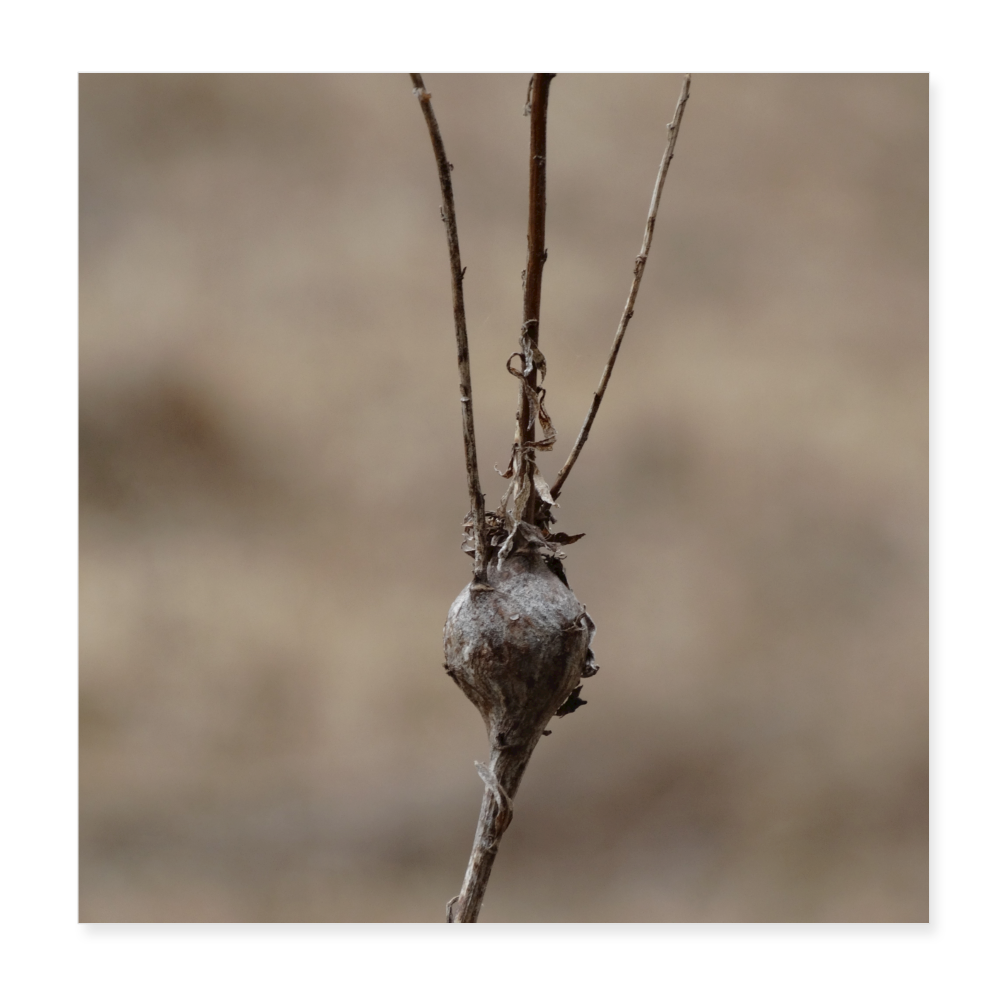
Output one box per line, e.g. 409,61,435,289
446,742,535,922
516,73,555,525
550,74,691,501
410,73,490,587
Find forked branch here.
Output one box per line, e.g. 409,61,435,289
416,74,691,924
550,74,691,500
410,74,490,587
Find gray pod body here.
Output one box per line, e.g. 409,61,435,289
444,553,596,750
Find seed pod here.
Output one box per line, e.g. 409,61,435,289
442,524,598,922
444,550,596,753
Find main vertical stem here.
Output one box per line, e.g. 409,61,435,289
447,76,556,923
517,73,555,527
446,740,539,923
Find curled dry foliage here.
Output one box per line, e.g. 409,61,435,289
410,72,690,922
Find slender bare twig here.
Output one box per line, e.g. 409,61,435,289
550,74,691,501
446,743,534,922
410,73,490,587
516,73,555,526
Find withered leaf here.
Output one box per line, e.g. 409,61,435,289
519,333,547,383
548,531,585,546
555,685,588,717
495,443,517,480
533,468,557,507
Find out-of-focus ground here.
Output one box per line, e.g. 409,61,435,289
79,74,927,922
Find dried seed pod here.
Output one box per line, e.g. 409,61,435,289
442,526,597,922
445,551,595,753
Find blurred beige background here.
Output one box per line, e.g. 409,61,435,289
79,74,927,922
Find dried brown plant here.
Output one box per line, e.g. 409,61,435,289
410,72,690,922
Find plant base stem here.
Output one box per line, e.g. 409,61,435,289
446,740,539,922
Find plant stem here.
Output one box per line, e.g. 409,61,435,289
446,740,539,922
410,73,490,588
517,73,555,526
550,74,691,501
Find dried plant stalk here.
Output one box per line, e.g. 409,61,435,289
551,74,691,500
516,73,555,527
410,73,689,923
410,73,489,588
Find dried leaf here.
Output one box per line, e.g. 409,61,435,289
533,468,557,507
510,468,533,523
496,525,518,568
534,387,556,450
548,531,585,546
535,347,547,383
524,383,539,434
495,444,516,480
519,333,547,383
517,521,550,550
506,349,554,445
555,685,588,717
505,352,525,377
